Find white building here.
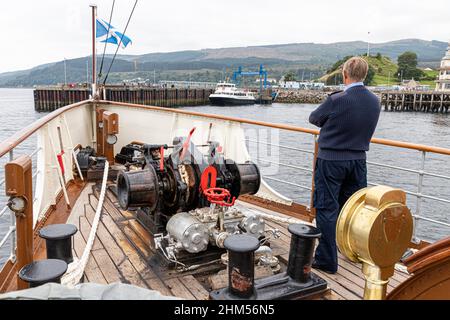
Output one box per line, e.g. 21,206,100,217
279,80,325,90
436,41,450,91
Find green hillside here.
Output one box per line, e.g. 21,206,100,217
319,55,439,86
0,39,446,87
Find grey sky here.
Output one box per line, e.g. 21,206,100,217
1,0,449,73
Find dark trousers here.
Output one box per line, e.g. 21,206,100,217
313,158,367,272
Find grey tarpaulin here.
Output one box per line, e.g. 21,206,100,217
0,282,183,300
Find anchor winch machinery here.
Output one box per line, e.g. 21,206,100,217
114,128,268,265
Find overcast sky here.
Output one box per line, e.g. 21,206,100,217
1,0,449,73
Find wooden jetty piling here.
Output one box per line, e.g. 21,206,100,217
381,91,450,113
34,85,215,112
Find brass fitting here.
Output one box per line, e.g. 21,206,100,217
336,186,413,300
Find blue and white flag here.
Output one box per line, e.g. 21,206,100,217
96,18,132,49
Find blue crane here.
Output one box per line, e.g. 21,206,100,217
232,64,268,90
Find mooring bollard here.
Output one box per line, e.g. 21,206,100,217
19,259,68,288
224,234,260,299
287,224,321,283
39,224,78,264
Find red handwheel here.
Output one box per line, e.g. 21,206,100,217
204,187,236,207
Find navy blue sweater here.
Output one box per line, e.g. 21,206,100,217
309,86,381,161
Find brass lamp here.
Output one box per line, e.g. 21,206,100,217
336,186,413,300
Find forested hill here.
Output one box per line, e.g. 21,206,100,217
0,39,446,87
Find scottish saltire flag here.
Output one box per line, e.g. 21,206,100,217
96,18,132,49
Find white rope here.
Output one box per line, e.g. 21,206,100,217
61,161,109,287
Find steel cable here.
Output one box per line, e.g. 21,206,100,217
103,0,138,85
98,0,116,81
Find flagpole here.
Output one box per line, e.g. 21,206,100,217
90,4,98,98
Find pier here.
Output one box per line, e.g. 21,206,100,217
33,85,215,112
381,91,450,113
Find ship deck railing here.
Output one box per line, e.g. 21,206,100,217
0,99,449,285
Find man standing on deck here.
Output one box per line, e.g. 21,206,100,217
309,56,381,274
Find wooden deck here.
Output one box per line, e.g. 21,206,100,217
69,183,410,300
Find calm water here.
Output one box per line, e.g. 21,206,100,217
0,88,449,265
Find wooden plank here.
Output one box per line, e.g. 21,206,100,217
316,269,363,299
266,220,290,236
88,194,99,215
179,275,209,300
269,241,288,257
72,228,107,285
72,223,85,259
83,206,148,288
105,189,136,220
313,269,361,300
77,213,123,284
79,214,102,251
165,278,196,300
94,187,132,221
96,211,172,296
278,252,360,300
323,291,346,300
337,253,401,289
269,219,402,295
127,219,154,249
89,248,123,284
122,224,152,258
337,256,397,291
66,182,94,226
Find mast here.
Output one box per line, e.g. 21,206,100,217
90,4,97,98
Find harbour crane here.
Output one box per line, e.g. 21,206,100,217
232,64,268,91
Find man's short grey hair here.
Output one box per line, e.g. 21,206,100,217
342,57,369,82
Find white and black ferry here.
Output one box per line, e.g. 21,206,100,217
209,82,256,106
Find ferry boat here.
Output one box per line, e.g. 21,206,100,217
0,5,449,301
209,82,256,106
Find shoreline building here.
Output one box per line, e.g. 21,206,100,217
436,41,450,91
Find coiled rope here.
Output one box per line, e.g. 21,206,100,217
61,161,109,287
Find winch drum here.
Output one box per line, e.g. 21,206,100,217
117,165,159,211
226,161,261,197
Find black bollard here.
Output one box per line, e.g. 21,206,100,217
224,234,260,299
39,224,78,264
19,259,68,288
287,224,321,283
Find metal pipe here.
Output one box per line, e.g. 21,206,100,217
263,176,312,191
0,206,8,218
310,135,319,217
32,170,40,179
413,151,426,242
367,182,450,204
246,139,314,155
10,210,16,262
29,147,41,158
368,160,450,180
412,215,450,228
0,227,14,248
256,158,313,173
90,5,97,98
